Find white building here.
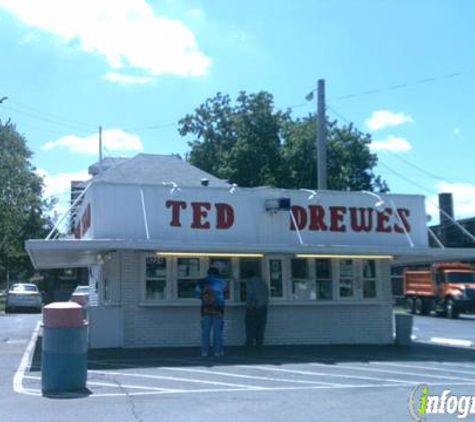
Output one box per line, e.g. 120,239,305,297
26,154,475,349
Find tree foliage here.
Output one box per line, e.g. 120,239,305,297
179,92,289,187
0,120,51,282
180,91,388,192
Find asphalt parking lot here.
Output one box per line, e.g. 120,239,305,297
4,313,475,422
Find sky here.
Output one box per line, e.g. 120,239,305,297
1,0,475,224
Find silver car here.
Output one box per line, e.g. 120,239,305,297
5,283,43,313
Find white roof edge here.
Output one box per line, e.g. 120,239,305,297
70,181,426,199
25,239,475,258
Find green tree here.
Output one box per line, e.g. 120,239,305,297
280,115,388,191
0,119,51,283
179,91,289,187
180,91,388,192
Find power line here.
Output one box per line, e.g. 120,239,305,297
8,99,97,130
326,104,463,192
3,104,93,134
330,68,475,102
125,122,177,132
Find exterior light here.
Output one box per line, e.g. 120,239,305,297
156,252,264,258
163,181,181,196
300,188,318,202
265,197,291,213
295,254,393,260
363,191,385,212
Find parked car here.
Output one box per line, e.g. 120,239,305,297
5,283,43,313
70,285,90,308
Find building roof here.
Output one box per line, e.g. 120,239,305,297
88,157,129,176
88,154,229,187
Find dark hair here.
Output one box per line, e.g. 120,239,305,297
208,266,219,276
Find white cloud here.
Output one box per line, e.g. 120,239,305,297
36,169,90,220
102,72,155,85
41,129,143,155
365,110,413,131
426,182,475,224
370,135,412,152
0,0,211,79
36,169,90,198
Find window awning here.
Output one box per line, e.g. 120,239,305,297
25,239,475,269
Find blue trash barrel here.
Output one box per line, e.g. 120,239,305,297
42,302,88,394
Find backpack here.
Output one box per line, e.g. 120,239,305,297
201,281,216,306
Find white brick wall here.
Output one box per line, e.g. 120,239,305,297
115,252,394,349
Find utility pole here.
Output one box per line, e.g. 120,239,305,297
99,126,103,174
317,79,327,190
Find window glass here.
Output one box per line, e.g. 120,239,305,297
177,258,200,277
269,259,283,298
145,257,167,300
291,259,315,300
315,259,333,300
178,258,202,298
363,260,376,279
339,259,354,298
362,260,377,299
292,259,308,279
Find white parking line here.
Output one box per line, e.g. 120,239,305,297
307,362,424,385
368,361,475,377
161,366,343,386
439,362,475,370
237,364,414,385
23,375,177,393
313,363,475,382
90,369,267,390
430,337,474,348
86,380,475,398
13,321,41,396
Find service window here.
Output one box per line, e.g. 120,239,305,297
291,258,315,300
210,257,232,299
145,257,167,300
315,259,333,300
177,258,202,298
269,259,284,298
362,260,377,299
239,259,262,302
338,259,355,299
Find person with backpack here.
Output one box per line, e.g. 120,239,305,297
195,266,228,357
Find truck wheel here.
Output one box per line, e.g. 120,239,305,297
414,297,425,315
405,297,415,314
445,298,459,319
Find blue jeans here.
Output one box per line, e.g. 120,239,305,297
201,314,224,356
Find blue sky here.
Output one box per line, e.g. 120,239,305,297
1,0,475,222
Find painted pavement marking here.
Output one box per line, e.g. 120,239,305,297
308,362,475,383
13,320,41,396
89,369,267,390
236,364,414,385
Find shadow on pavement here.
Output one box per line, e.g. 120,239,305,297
86,342,475,370
28,334,475,372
